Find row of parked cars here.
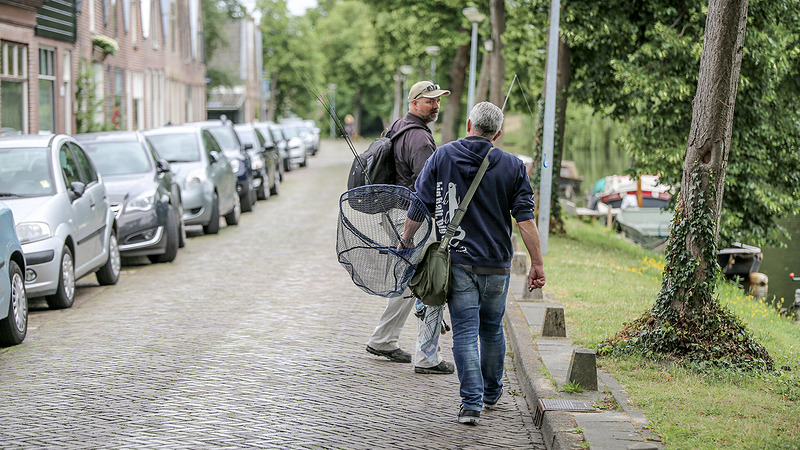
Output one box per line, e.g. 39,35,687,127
0,117,321,346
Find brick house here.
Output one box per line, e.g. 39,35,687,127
205,17,263,124
0,0,206,135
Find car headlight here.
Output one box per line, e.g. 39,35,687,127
126,189,157,213
251,157,264,170
185,168,208,190
16,222,51,245
230,159,241,174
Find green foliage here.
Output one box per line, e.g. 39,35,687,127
258,0,324,120
75,61,105,134
562,0,800,247
201,0,245,62
205,66,239,89
563,380,586,394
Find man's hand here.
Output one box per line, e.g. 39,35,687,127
528,264,546,291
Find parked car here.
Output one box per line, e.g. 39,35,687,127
0,201,26,346
303,120,321,155
233,123,281,199
252,122,284,184
75,131,185,264
0,134,121,309
255,122,289,176
144,125,240,235
184,120,256,213
282,121,315,159
277,123,308,169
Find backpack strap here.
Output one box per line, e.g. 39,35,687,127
385,123,425,142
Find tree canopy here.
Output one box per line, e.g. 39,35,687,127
247,0,799,246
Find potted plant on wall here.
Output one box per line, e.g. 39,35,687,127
91,35,119,61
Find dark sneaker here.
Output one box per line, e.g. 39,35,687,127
366,345,411,363
484,389,503,410
415,360,455,374
458,405,480,425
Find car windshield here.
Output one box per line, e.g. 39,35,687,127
281,126,298,139
82,141,152,175
208,127,239,154
146,133,201,162
0,147,55,197
234,128,258,149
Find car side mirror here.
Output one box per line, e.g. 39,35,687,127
244,142,253,150
209,151,220,164
156,158,172,173
69,181,86,200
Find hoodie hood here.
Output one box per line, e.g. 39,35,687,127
445,136,501,178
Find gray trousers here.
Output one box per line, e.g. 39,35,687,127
366,287,443,368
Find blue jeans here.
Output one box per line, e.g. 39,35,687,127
447,265,510,411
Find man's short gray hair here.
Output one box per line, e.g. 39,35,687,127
469,102,504,137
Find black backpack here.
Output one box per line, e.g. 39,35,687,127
347,123,423,189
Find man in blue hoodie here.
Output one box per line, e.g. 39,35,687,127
402,101,546,425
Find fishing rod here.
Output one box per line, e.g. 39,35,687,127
288,59,372,184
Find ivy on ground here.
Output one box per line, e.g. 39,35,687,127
598,171,774,372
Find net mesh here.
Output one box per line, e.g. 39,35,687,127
337,184,433,298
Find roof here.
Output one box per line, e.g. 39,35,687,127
206,91,247,111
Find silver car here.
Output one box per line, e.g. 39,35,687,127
0,134,121,309
0,201,26,345
144,125,240,235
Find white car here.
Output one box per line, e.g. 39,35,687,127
0,134,121,309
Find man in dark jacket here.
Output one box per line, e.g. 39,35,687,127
365,81,456,375
403,101,546,425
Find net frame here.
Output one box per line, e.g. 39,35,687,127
337,184,432,297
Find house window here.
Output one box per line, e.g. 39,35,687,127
112,68,124,129
38,48,56,133
1,41,28,135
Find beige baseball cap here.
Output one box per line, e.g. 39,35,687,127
408,81,451,102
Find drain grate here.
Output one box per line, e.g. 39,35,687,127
533,399,596,428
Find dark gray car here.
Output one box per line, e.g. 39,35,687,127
75,131,185,264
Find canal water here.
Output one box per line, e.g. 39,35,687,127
759,214,800,310
560,110,798,310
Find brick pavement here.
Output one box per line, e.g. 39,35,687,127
0,139,545,449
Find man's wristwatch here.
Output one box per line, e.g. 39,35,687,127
400,237,413,244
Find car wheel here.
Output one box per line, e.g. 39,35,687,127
257,176,269,200
284,159,292,172
203,193,221,235
299,154,308,167
46,246,75,309
224,191,241,226
241,182,254,213
96,232,121,286
178,214,187,248
270,175,280,196
0,260,27,345
149,207,180,264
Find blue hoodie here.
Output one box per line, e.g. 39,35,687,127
414,136,535,269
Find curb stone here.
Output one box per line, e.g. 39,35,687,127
504,275,664,449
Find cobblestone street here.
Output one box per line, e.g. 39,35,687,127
0,139,545,449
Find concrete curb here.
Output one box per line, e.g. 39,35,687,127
505,295,585,450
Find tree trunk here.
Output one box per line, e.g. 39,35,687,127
662,0,748,316
548,36,571,233
353,87,363,139
441,44,468,144
489,0,506,148
606,0,771,370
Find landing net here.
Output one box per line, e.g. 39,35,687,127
337,184,432,297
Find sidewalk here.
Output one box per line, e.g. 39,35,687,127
504,273,665,450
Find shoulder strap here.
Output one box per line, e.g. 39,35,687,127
440,147,494,251
386,123,425,142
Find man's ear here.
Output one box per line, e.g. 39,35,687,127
492,129,503,142
466,119,472,134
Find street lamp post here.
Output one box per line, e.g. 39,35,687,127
399,65,413,115
425,45,440,81
463,7,485,121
